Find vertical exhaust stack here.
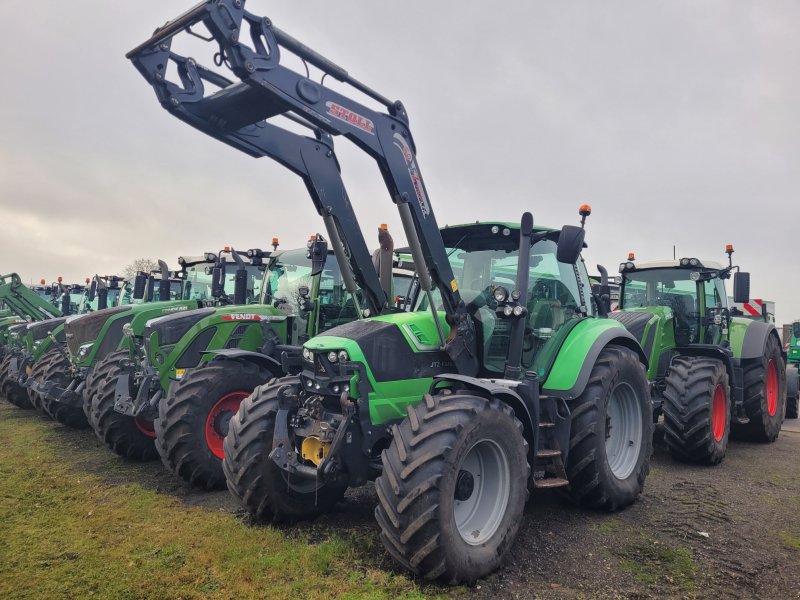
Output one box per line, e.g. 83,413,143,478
157,260,171,301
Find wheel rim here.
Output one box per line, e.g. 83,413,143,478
453,438,510,546
711,384,727,442
766,359,778,417
605,382,643,480
134,418,156,438
205,391,249,459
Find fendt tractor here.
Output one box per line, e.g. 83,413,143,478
19,275,125,414
786,320,800,418
129,1,653,583
29,254,248,428
87,246,272,461
0,273,64,408
613,247,790,464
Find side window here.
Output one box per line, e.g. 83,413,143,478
703,280,723,311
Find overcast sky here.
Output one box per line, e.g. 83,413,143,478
1,1,797,325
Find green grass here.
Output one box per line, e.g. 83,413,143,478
616,544,696,592
0,405,441,600
779,532,800,551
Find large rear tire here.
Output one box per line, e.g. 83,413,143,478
222,377,347,521
0,353,12,398
784,364,798,420
663,356,730,465
156,360,271,489
375,392,529,584
563,345,652,510
732,335,785,442
40,352,89,429
89,349,158,461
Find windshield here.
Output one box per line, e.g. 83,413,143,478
182,262,264,303
417,236,585,375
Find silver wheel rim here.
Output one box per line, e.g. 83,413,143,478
454,438,511,546
606,382,643,480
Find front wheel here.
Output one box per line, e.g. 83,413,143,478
563,345,652,510
222,377,347,521
156,360,271,489
89,350,158,461
375,393,529,584
41,352,89,429
663,357,730,465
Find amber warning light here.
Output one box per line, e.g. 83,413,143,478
627,253,635,261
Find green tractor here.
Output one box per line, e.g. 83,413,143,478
152,237,413,488
130,2,653,583
14,275,126,414
86,246,274,460
29,255,243,428
613,247,786,464
0,273,64,407
785,320,799,419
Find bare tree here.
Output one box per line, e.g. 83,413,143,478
123,258,158,278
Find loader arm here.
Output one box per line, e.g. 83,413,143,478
127,0,478,374
0,273,62,321
128,36,386,318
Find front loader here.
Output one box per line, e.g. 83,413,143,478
613,247,788,463
129,1,652,584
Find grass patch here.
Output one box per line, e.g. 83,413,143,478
0,404,440,599
592,517,625,534
617,543,696,592
779,532,800,551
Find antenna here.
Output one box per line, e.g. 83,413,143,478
673,245,676,260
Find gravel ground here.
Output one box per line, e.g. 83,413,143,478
5,398,799,599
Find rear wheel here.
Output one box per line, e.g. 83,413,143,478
0,353,12,398
563,346,652,509
89,350,158,461
40,352,88,429
222,377,347,521
784,364,798,420
663,356,730,465
156,360,271,489
375,393,529,584
732,335,785,442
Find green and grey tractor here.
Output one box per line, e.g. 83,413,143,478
130,3,653,583
86,247,272,460
613,246,788,464
28,256,232,428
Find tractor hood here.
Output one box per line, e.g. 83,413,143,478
65,305,131,354
27,317,67,341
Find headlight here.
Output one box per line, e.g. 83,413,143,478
503,305,513,317
338,350,349,362
689,271,700,281
302,348,313,362
689,258,699,266
33,340,43,348
328,351,339,363
513,305,525,317
680,258,690,266
77,342,93,359
122,323,135,338
493,287,509,303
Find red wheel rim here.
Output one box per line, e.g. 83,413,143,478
711,384,726,442
766,359,778,417
134,418,156,438
205,391,249,459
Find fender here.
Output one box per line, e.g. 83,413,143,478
739,320,779,360
205,348,283,376
543,320,648,401
430,373,537,468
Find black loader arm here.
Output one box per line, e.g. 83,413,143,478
127,0,478,375
127,38,387,317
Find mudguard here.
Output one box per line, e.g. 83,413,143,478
205,348,283,376
543,319,647,400
738,319,780,361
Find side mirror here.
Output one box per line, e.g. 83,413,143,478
733,271,750,304
88,281,97,302
97,288,109,311
133,272,147,300
556,225,585,264
211,266,225,298
307,235,328,277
